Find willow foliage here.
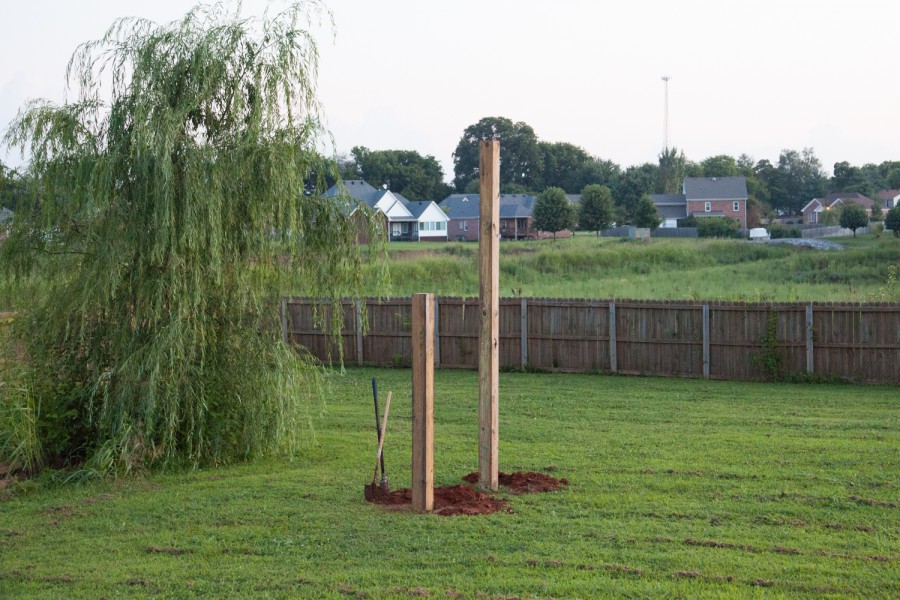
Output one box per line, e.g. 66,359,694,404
1,1,380,473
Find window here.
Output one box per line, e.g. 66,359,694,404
461,220,468,231
705,202,711,212
437,221,446,231
733,201,740,212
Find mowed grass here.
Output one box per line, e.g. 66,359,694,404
361,234,900,302
1,368,897,598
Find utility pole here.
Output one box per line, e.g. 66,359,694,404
661,76,670,152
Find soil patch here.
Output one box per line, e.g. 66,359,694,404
366,484,507,516
365,471,567,516
462,471,568,494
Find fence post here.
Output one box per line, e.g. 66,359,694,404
412,293,435,513
281,297,289,344
520,297,528,370
355,300,364,366
609,302,617,373
702,304,710,379
434,297,441,369
806,304,814,374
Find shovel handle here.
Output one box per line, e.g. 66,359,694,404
373,391,392,480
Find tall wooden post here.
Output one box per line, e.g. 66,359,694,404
412,293,435,512
478,140,500,491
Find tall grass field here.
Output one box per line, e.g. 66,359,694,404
1,368,897,598
356,234,900,302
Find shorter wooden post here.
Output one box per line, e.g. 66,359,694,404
520,298,528,370
412,293,435,513
702,304,710,379
608,302,617,373
806,304,814,374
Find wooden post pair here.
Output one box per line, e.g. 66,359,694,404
411,140,500,514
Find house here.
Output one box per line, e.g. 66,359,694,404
877,189,900,210
323,180,448,242
648,194,687,228
802,192,875,225
650,176,748,228
440,193,569,241
683,177,748,229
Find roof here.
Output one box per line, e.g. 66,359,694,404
683,177,748,200
819,192,875,210
323,179,386,208
650,194,686,206
877,189,900,201
439,194,537,219
656,205,687,220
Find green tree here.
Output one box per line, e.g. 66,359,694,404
767,148,827,214
657,147,687,194
885,205,900,237
633,194,662,230
533,186,573,240
700,154,739,177
578,184,614,234
1,2,377,474
345,146,452,200
452,116,541,192
537,142,619,193
839,203,868,237
615,163,658,223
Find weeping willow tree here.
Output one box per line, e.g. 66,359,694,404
1,1,381,474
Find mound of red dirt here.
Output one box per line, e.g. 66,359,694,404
462,471,569,494
365,471,568,516
366,484,508,516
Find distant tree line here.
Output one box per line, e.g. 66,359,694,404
308,116,898,230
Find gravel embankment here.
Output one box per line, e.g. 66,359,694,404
766,238,845,250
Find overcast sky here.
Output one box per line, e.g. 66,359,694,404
2,0,897,182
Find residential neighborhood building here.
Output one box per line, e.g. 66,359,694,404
802,192,875,225
877,189,900,210
440,193,571,241
323,180,448,242
650,176,748,228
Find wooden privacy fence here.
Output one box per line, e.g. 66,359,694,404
282,297,900,384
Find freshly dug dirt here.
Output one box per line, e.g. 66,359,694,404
462,471,569,494
365,471,568,516
366,484,508,516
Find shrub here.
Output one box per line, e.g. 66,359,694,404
696,217,741,238
768,223,801,239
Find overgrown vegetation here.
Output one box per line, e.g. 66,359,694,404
0,369,896,597
0,1,380,476
362,234,900,301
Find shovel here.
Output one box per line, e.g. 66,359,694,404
372,378,388,492
364,390,392,501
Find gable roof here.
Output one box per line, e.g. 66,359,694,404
821,192,874,209
439,193,537,219
323,179,381,209
683,177,748,200
404,200,449,222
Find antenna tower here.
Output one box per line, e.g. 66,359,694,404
661,76,670,151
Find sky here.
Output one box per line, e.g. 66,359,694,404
1,0,898,182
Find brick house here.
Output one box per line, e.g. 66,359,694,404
650,176,748,228
802,192,875,225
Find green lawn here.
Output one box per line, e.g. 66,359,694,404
1,368,897,598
